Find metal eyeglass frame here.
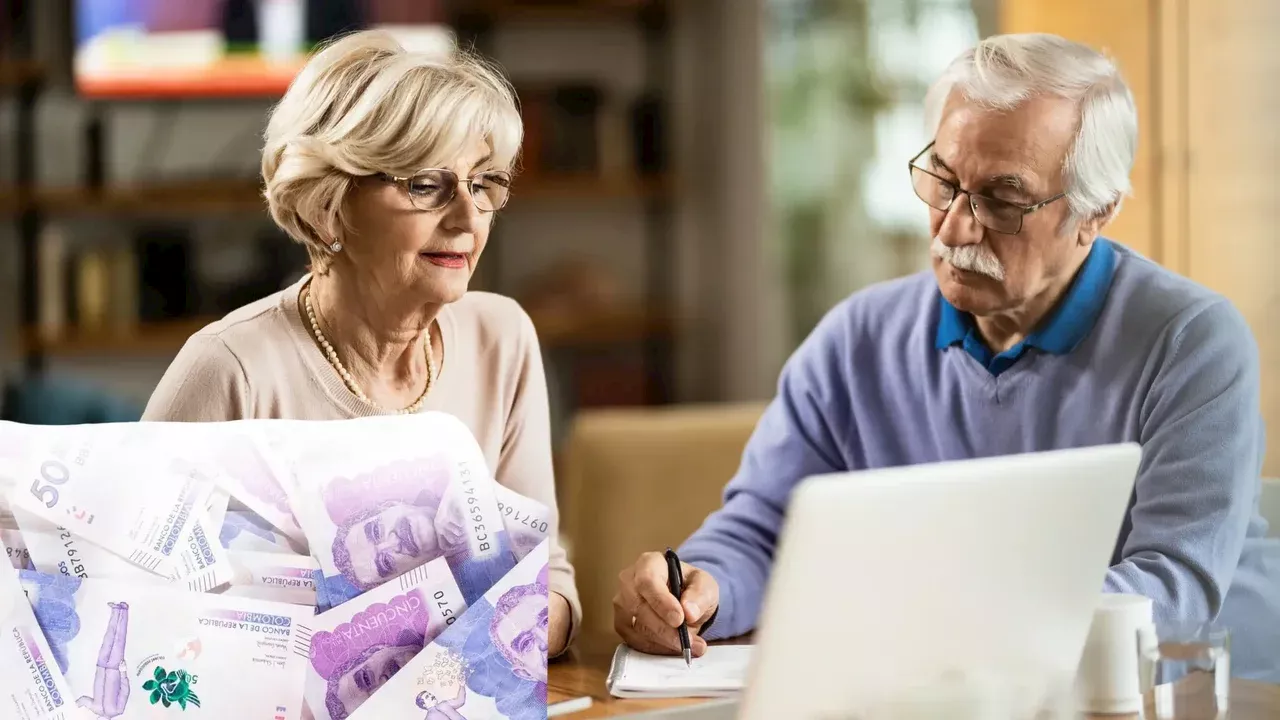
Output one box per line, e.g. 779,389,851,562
908,141,1065,235
378,168,513,213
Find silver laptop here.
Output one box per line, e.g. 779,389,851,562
616,443,1142,720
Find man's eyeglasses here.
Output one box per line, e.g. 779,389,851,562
908,141,1064,235
379,168,513,213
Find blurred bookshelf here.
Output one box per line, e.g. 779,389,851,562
0,181,265,217
2,0,44,377
8,0,679,407
0,60,42,88
20,306,670,358
460,0,656,22
0,174,670,217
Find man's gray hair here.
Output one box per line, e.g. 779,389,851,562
923,33,1138,228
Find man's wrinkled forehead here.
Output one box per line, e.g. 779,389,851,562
933,91,1078,190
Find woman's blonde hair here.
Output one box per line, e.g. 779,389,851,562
262,30,523,273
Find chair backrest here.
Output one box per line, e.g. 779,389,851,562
1261,478,1280,538
557,402,766,647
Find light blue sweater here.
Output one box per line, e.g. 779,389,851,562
680,239,1280,681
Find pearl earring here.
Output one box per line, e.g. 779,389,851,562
329,241,343,253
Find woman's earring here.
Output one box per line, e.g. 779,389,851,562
329,241,343,253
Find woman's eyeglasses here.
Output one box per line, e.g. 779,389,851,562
379,168,513,213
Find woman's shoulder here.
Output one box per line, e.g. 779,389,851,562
188,287,298,353
164,284,305,383
142,285,306,421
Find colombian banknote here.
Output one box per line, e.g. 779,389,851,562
14,506,229,594
491,484,552,561
14,505,164,585
2,523,34,571
349,539,549,720
299,556,467,720
19,570,312,719
192,423,305,545
285,414,517,611
205,489,231,545
221,550,318,606
0,564,75,719
4,422,221,584
219,509,304,554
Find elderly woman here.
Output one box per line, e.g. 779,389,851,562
142,30,579,658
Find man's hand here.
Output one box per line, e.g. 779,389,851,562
613,552,719,656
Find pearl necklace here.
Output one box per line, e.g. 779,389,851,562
303,283,435,415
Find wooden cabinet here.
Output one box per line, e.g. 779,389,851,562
1002,0,1280,475
999,0,1160,261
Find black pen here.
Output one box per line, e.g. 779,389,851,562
664,547,692,666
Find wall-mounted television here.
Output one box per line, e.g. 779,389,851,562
75,0,453,99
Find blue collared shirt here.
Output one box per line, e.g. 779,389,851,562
934,238,1118,376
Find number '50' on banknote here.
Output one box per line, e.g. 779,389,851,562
6,423,220,583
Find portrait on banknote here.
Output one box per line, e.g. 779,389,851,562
348,541,549,720
308,590,429,719
312,454,515,609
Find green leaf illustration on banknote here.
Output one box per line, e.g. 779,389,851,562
143,665,201,710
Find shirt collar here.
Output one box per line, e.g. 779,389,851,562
934,237,1117,355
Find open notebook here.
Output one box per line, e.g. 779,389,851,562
606,644,755,698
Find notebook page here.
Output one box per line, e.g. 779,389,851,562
610,645,754,697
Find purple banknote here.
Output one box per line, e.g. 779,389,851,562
348,539,549,720
299,556,467,719
286,414,524,612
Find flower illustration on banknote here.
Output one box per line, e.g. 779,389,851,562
143,665,201,710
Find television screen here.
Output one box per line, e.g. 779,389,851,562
75,0,453,98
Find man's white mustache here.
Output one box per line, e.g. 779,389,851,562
930,236,1006,281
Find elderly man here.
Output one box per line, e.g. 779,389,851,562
613,32,1280,680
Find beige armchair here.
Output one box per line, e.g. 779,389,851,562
557,402,767,647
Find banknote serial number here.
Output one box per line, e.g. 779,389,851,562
497,502,549,534
464,495,492,552
29,460,71,510
458,462,495,552
57,560,87,579
435,589,457,626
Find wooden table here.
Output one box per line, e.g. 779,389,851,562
548,638,1280,719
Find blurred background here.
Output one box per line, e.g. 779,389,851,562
0,0,1276,480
